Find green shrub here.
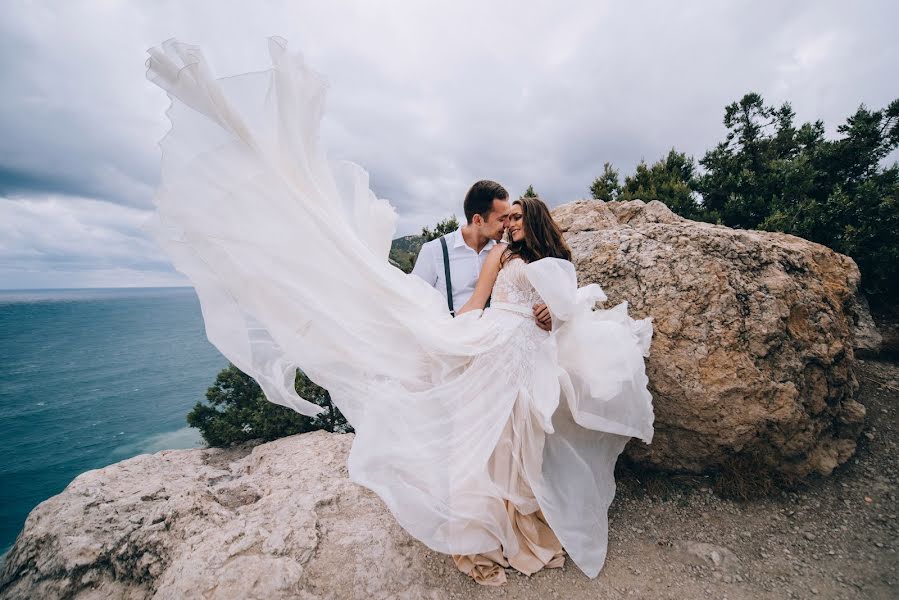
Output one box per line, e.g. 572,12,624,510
187,364,352,447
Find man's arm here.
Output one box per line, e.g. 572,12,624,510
410,241,438,286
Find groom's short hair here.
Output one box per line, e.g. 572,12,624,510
464,180,509,223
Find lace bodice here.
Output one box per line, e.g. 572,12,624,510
492,256,543,308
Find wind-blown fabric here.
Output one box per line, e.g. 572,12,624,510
145,36,654,579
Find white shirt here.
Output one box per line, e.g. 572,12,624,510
411,228,498,313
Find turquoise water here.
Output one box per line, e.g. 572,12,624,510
0,287,227,560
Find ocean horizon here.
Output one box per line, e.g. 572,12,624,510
0,286,228,562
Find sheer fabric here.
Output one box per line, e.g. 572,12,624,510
144,37,654,580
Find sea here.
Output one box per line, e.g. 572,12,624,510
0,287,227,564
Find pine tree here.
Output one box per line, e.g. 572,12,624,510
420,215,460,241
589,162,621,201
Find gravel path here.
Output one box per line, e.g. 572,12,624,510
434,357,898,599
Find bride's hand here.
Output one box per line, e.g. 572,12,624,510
533,303,552,331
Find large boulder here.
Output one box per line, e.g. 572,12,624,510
553,199,869,479
0,432,449,600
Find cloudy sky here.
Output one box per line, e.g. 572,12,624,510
1,0,897,288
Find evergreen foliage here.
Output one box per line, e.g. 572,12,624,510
420,215,460,242
388,235,423,273
698,93,899,302
620,150,709,222
187,364,352,447
591,93,899,304
589,162,621,202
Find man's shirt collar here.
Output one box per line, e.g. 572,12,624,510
451,227,496,253
451,227,466,248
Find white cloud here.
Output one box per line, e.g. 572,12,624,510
0,0,897,287
0,194,183,287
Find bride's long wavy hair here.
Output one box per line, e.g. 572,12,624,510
501,196,572,266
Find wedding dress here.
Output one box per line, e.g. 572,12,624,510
144,37,655,584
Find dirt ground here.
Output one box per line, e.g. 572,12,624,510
430,356,898,600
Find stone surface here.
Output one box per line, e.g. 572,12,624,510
669,541,739,572
849,294,883,357
873,313,899,356
0,431,448,600
554,199,869,479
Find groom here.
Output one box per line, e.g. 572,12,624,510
411,180,552,331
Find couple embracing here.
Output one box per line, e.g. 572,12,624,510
409,179,651,585
409,179,568,584
411,179,554,332
145,37,656,589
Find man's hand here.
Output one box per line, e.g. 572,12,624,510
533,303,552,332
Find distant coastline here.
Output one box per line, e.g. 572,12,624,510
0,286,196,304
0,285,194,292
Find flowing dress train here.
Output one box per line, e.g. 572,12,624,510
144,37,655,583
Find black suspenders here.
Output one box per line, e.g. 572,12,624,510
439,234,491,318
439,236,454,316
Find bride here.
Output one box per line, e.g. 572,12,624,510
145,37,655,586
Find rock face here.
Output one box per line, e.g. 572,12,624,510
553,199,868,479
0,432,450,600
873,313,899,356
848,294,883,357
